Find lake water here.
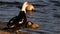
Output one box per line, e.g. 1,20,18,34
0,0,60,34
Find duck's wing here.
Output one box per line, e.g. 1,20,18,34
7,16,18,28
8,16,17,23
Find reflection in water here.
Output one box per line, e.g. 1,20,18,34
26,10,34,17
19,28,46,34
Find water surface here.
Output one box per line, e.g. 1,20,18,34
0,0,60,34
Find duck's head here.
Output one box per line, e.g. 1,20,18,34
22,2,34,13
27,21,39,29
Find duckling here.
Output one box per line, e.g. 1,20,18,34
25,2,34,17
31,23,39,29
26,3,34,11
24,21,39,29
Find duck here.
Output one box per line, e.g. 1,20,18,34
7,2,29,31
7,1,35,28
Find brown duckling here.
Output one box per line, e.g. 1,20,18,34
27,21,39,29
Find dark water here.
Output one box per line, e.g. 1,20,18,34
0,0,60,34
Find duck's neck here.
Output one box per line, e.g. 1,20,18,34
21,2,28,13
21,6,26,13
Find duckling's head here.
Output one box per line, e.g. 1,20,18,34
27,21,33,26
26,2,34,11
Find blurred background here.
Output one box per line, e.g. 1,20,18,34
0,0,60,34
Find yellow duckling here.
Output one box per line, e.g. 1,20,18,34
26,4,34,11
27,21,39,29
26,2,34,11
31,23,39,29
